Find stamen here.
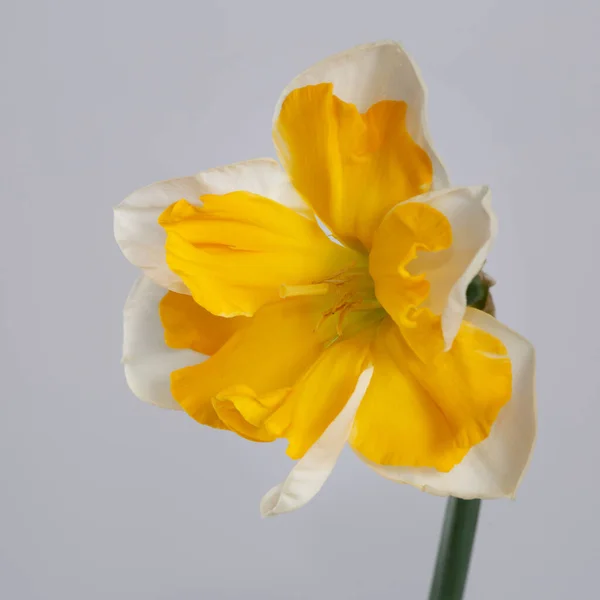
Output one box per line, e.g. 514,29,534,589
336,304,353,336
319,263,358,283
313,262,381,337
280,283,330,298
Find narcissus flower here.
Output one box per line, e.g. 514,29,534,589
115,42,536,516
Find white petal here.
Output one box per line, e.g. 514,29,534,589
408,186,496,349
122,275,204,410
261,368,373,517
359,310,536,499
115,177,203,293
274,41,449,189
114,158,307,292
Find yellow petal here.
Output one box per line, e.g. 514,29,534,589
169,296,335,430
399,313,513,451
350,317,512,471
271,330,373,460
273,42,450,190
261,368,374,516
212,386,289,442
159,290,249,355
114,159,307,293
159,192,359,317
401,187,495,350
369,201,452,356
274,83,433,251
357,309,535,500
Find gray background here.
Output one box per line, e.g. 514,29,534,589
2,0,599,598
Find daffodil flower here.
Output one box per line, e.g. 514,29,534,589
115,42,536,516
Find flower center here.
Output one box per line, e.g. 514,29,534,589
279,262,384,342
319,265,381,332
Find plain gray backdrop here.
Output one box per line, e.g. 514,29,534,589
2,1,599,598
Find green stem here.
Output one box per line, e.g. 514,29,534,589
428,498,481,600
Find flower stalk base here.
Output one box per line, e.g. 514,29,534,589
428,497,481,600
